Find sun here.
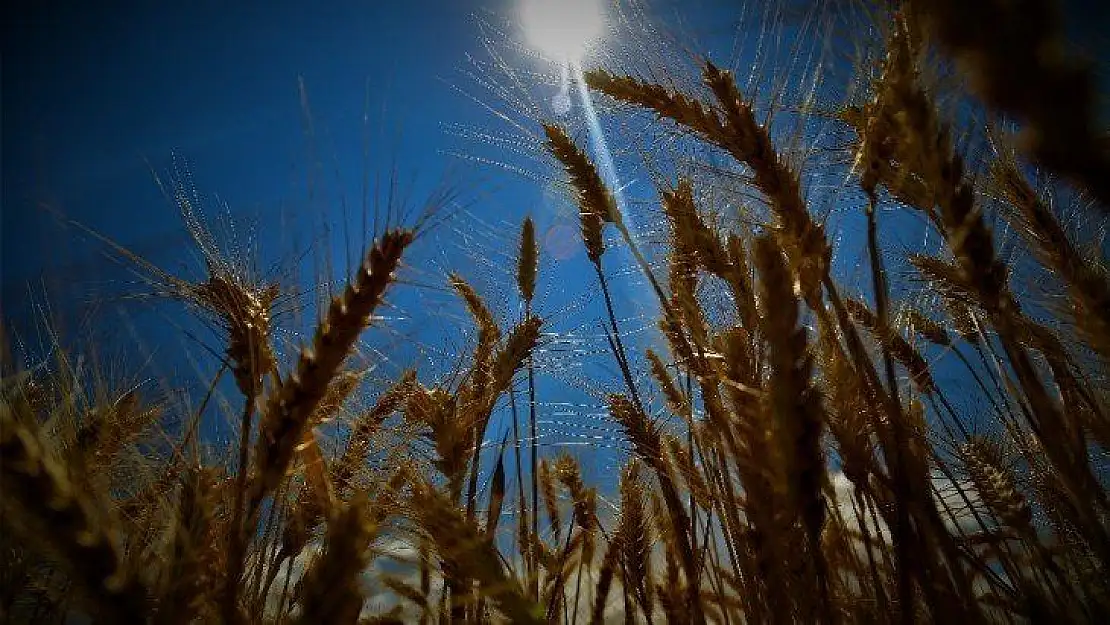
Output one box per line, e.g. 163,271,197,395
519,0,606,63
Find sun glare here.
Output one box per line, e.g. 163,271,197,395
519,0,606,63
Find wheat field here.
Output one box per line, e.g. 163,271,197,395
2,1,1109,623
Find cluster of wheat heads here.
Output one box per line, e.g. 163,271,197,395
3,1,1109,623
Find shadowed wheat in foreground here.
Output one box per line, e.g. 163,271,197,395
2,1,1109,623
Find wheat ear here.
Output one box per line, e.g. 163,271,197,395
249,229,412,514
223,230,410,620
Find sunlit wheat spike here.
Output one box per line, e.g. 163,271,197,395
608,394,664,467
450,272,501,397
539,457,561,541
607,392,698,609
310,368,366,428
249,229,413,515
517,216,539,303
646,348,688,416
485,444,507,537
572,479,600,597
669,238,713,359
587,63,831,301
650,489,688,623
543,123,615,262
404,383,469,495
1,402,151,623
291,367,366,520
195,272,280,397
943,297,981,344
450,272,501,345
701,60,830,300
660,179,730,279
584,68,724,140
961,437,1033,531
664,434,710,511
491,315,543,394
458,314,544,524
552,453,594,532
863,20,1011,317
80,167,281,401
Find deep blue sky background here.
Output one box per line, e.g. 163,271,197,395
3,0,481,310
4,0,1105,326
1,0,748,479
4,0,1104,317
1,0,738,325
2,0,1107,480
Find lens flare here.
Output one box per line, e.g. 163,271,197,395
519,0,605,63
545,222,580,260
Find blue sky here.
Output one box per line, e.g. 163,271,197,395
1,0,736,325
0,0,744,478
4,0,478,306
2,0,1106,484
5,0,1104,322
